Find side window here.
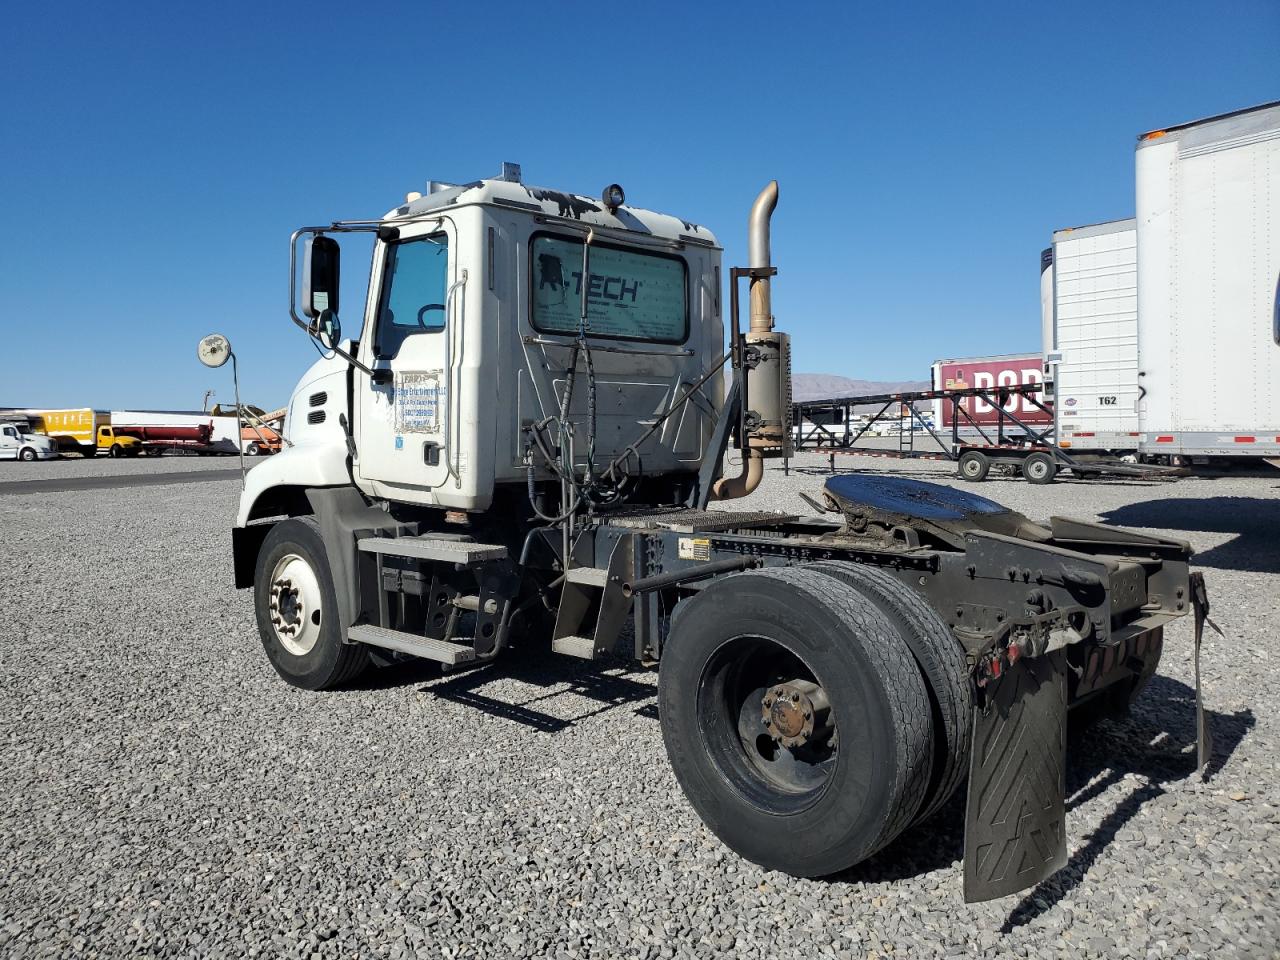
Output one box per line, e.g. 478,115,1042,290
376,234,449,359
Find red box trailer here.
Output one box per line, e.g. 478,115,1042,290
931,354,1052,428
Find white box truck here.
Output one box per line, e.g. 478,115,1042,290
1042,219,1142,455
1135,100,1280,460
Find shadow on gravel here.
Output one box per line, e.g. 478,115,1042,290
1101,497,1280,572
349,643,657,733
830,675,1254,914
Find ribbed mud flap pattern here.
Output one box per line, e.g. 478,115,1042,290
963,651,1067,903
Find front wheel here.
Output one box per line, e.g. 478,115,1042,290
253,517,369,690
19,447,37,462
246,442,260,456
658,567,933,877
108,444,123,459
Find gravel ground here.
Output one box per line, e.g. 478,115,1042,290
1,453,1277,959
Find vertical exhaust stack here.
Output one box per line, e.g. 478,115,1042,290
713,180,793,500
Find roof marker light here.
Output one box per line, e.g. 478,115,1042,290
601,183,625,213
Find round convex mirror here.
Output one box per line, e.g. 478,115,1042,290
197,333,232,368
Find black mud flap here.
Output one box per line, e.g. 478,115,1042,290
1190,571,1220,779
963,651,1068,903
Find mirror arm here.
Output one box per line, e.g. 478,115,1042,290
288,214,444,375
289,225,375,375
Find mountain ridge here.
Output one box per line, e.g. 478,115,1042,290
792,373,930,402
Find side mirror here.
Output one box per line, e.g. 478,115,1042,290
302,235,341,320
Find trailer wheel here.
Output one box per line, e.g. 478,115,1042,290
246,442,260,456
958,451,990,481
253,516,369,690
1023,451,1057,484
658,567,933,877
804,561,972,824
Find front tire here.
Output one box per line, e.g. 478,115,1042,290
18,447,36,462
253,516,369,690
109,444,123,459
658,567,933,877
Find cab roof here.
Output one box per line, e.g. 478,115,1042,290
383,177,720,250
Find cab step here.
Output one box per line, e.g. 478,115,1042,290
358,536,507,565
551,635,596,659
348,623,476,665
564,565,609,587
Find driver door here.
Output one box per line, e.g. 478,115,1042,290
356,227,454,498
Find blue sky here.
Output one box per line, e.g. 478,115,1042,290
2,0,1276,409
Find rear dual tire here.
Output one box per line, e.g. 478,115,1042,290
804,561,972,823
659,566,935,878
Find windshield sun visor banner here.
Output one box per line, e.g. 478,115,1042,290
531,234,687,343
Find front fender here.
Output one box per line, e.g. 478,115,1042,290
235,438,351,527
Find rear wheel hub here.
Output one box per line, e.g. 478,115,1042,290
762,679,832,749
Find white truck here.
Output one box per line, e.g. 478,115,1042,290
1041,219,1142,455
1135,100,1280,461
218,166,1210,903
0,418,59,461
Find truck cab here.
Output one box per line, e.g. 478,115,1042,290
95,425,143,458
241,169,724,523
0,421,58,461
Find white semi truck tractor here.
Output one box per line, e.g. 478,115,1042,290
226,166,1211,902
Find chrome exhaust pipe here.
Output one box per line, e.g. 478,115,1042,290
748,180,779,334
713,180,791,501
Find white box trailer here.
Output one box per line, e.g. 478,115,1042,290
1042,219,1142,454
1135,101,1280,459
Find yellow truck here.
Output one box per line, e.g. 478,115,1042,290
26,409,144,457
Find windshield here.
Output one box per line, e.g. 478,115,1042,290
530,234,687,343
